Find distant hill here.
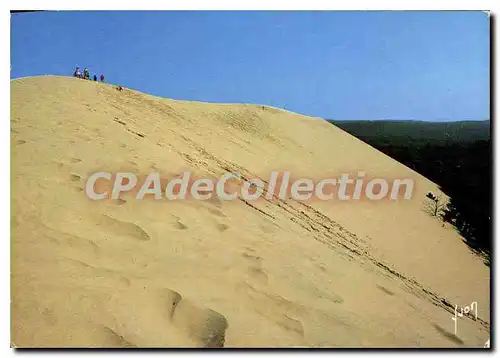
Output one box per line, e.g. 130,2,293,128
328,120,490,146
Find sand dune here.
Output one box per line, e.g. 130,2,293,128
11,76,490,347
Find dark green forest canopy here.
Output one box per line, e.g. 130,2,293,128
329,120,490,146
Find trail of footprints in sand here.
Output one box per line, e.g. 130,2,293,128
42,218,231,346
172,143,485,343
63,211,230,347
61,144,484,345
39,163,231,347
89,190,230,346
240,248,306,341
60,151,343,346
242,249,268,286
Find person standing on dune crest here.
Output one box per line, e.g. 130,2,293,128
73,66,81,78
100,73,105,82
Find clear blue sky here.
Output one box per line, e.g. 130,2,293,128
11,11,489,121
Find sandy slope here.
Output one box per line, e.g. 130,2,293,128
11,76,490,347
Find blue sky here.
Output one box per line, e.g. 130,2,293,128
11,11,489,121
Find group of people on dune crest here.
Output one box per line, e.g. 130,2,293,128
73,66,104,82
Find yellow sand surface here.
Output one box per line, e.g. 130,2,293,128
11,76,490,347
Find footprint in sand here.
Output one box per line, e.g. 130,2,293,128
242,251,268,285
107,287,228,347
169,215,188,230
242,252,262,263
208,207,226,218
239,281,305,341
204,196,222,208
277,314,304,338
217,223,229,232
175,221,188,230
115,198,127,205
432,323,464,345
96,214,151,241
377,285,395,296
259,222,280,234
42,307,57,326
248,266,268,285
101,326,136,347
49,229,101,256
